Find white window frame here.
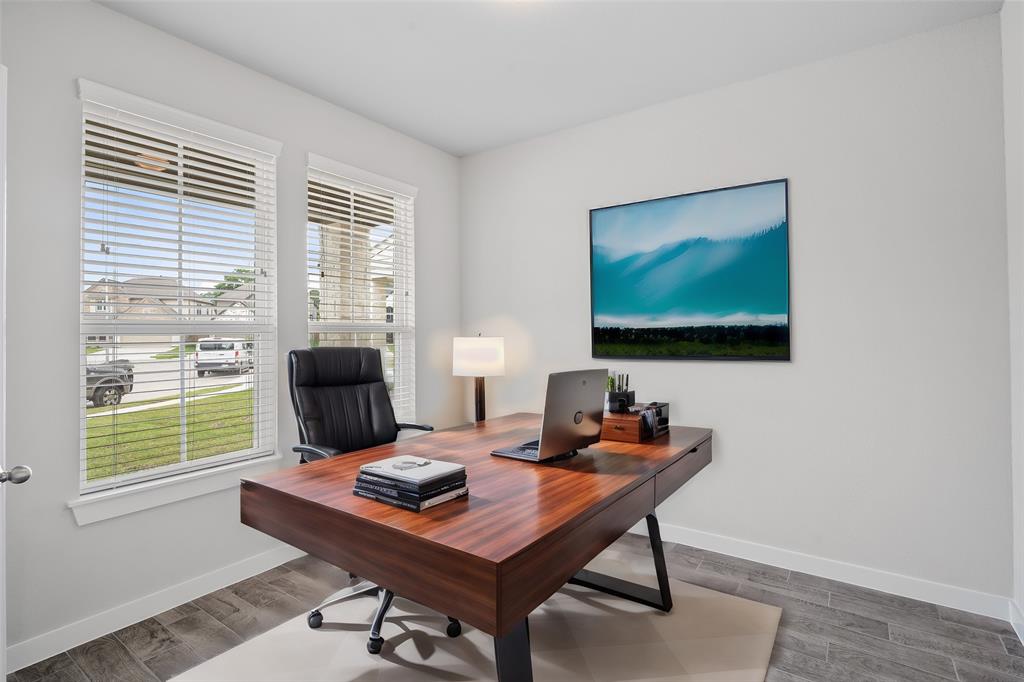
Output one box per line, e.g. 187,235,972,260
306,153,418,421
75,80,281,502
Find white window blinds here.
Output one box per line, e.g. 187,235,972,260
80,84,278,492
306,157,416,422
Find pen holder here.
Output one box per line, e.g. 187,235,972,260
606,390,635,413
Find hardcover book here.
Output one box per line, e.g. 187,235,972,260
357,470,466,494
354,477,466,502
353,485,468,512
359,456,465,486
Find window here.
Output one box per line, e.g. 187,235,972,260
79,81,278,493
306,155,417,421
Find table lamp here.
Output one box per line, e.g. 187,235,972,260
453,336,505,422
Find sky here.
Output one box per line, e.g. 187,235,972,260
83,182,259,292
592,180,787,260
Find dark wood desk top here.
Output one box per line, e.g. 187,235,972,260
242,413,711,565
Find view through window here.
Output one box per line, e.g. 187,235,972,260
80,101,277,492
306,162,416,421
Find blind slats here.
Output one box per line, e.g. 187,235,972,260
81,98,277,493
307,165,416,422
84,188,277,224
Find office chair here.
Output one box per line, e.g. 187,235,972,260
287,346,462,654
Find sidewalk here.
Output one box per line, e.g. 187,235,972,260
89,382,249,417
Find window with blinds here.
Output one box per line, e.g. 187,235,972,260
80,83,278,493
306,157,416,422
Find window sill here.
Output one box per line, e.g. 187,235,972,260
67,453,283,526
396,428,431,441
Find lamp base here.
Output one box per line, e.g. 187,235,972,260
474,376,486,422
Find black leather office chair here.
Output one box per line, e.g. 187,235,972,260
287,346,461,654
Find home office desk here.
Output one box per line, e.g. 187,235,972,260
240,413,712,681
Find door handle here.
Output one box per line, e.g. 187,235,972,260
0,465,32,484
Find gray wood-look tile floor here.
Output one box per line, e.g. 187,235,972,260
8,536,1022,682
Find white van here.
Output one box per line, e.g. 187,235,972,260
194,338,254,376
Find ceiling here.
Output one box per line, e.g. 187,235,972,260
102,0,1002,157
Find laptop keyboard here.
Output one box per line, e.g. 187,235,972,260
491,440,540,458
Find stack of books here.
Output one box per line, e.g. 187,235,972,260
354,456,468,512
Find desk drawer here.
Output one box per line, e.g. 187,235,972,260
601,417,641,442
655,436,712,506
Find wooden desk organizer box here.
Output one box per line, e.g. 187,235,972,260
601,402,670,443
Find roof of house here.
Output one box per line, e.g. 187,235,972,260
83,276,254,316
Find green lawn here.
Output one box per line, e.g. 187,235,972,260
151,343,196,360
593,341,789,358
85,388,254,481
85,346,104,355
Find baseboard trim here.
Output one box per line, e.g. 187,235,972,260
633,521,1011,621
1011,599,1024,645
6,544,304,674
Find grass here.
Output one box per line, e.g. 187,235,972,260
85,346,105,355
85,388,253,480
593,341,789,358
151,343,196,359
86,383,241,414
593,324,789,359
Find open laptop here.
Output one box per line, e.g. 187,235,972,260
491,369,607,462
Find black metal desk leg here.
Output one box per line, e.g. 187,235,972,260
646,512,674,612
567,513,673,612
494,618,532,682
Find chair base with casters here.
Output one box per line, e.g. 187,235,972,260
305,576,462,654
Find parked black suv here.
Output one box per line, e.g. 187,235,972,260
86,360,135,407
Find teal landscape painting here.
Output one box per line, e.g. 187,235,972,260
590,179,790,359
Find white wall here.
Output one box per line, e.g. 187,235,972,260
1,0,462,661
461,15,1011,601
1004,0,1024,629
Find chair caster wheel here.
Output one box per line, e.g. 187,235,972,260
307,610,323,629
446,618,462,637
367,636,383,654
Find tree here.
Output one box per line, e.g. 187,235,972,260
308,288,320,321
205,268,255,298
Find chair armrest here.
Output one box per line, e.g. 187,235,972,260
293,444,343,463
397,422,434,432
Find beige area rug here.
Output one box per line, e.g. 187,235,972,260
175,549,781,682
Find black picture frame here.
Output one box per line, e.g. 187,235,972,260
589,178,791,362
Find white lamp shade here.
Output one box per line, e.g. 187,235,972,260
453,337,505,377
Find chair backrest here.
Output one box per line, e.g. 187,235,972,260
287,347,399,454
